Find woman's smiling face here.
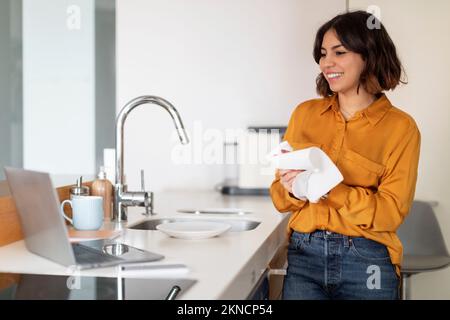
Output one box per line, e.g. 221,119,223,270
319,29,366,95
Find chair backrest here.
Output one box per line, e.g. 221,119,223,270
397,200,449,256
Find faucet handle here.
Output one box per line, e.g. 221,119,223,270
140,169,145,191
140,169,154,216
146,192,154,216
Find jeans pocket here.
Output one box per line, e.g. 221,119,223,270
288,232,307,252
349,237,391,261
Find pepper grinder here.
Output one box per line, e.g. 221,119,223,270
70,176,90,199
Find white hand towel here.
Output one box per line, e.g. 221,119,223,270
290,170,311,201
271,146,322,172
270,142,343,203
267,141,293,157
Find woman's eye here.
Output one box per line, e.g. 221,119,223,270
320,53,326,57
336,51,347,56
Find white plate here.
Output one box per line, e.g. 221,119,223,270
156,221,231,240
177,208,252,215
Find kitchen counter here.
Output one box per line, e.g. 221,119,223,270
0,190,289,299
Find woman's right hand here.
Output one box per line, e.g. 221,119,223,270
279,169,305,194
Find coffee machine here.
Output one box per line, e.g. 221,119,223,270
220,126,286,196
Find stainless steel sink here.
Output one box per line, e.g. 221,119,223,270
127,218,261,232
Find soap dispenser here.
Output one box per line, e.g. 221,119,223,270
91,166,114,220
70,176,90,199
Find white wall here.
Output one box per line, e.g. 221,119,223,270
23,0,96,175
350,0,450,299
117,0,345,192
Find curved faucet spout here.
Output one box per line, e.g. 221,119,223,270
115,96,189,188
114,95,189,221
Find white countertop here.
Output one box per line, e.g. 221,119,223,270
0,190,289,299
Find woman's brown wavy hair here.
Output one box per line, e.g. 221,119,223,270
313,10,407,97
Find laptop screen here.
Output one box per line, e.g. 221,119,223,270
4,167,76,267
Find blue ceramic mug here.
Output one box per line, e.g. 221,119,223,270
60,196,104,230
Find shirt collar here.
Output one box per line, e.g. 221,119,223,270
319,94,338,115
320,93,392,126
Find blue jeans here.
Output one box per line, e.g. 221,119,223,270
282,230,400,300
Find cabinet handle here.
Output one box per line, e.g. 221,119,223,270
268,269,287,276
165,285,181,300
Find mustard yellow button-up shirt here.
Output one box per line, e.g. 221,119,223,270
270,93,421,276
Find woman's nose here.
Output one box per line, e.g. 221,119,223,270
321,54,335,68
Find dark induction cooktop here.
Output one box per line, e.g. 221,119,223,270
0,272,196,300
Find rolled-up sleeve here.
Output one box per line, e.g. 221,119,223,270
270,171,307,213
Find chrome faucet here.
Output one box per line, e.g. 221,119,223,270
113,96,189,222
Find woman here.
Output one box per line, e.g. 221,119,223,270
270,11,420,300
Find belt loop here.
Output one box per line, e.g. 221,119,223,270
307,232,312,244
344,235,350,248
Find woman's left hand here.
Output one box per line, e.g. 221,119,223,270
279,169,304,193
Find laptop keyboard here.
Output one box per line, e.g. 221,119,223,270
72,243,123,266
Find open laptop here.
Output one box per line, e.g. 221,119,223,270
4,167,164,269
